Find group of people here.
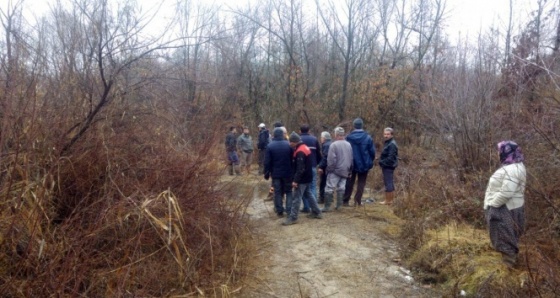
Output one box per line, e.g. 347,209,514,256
254,118,399,226
226,120,528,268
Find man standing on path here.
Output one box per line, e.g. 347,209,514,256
264,127,294,217
323,127,353,212
317,131,332,204
237,126,254,175
257,123,270,174
283,132,323,225
343,118,375,207
378,127,399,205
225,126,241,176
299,124,322,213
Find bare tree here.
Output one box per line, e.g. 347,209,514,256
48,0,171,155
315,0,379,122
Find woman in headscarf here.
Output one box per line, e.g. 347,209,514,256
484,140,527,267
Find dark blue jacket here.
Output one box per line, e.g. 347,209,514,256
379,138,398,169
264,135,293,179
300,133,321,168
346,129,375,173
317,140,332,170
225,132,237,152
258,129,270,150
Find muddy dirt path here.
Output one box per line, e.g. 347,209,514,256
233,174,437,298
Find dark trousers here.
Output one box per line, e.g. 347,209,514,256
272,178,293,215
319,170,327,200
343,171,368,205
258,149,266,174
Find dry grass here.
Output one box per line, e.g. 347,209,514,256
0,106,254,296
392,144,560,297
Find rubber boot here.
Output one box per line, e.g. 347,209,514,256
380,192,394,205
234,165,242,176
322,193,333,212
335,190,344,210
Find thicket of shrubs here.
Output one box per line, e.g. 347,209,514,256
0,103,252,296
392,123,560,296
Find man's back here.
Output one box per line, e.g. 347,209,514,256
346,129,375,173
265,138,293,179
301,133,321,167
327,140,353,178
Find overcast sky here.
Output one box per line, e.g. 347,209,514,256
445,0,536,41
3,0,539,42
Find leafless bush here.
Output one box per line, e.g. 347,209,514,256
0,102,252,296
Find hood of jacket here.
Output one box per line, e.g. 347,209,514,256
346,129,369,144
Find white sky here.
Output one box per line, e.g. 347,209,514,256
1,0,540,43
445,0,536,41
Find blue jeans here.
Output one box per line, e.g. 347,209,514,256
227,151,239,165
301,168,318,211
289,183,322,220
273,178,293,215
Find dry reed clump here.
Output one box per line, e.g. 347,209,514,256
0,111,253,296
405,222,530,296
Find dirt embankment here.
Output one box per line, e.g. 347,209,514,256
232,175,437,298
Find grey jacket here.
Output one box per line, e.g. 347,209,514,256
237,134,253,153
326,139,353,178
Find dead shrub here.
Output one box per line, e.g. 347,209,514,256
0,107,253,296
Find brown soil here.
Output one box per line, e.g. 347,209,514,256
231,173,438,298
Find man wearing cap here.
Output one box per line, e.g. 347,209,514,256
257,123,269,174
299,124,322,213
317,131,332,204
323,127,353,211
264,127,294,217
282,132,323,225
344,118,375,207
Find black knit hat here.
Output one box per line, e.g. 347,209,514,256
353,118,364,129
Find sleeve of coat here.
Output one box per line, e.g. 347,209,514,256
487,168,519,208
326,145,336,173
315,140,322,165
368,138,376,165
293,152,306,183
264,146,272,175
388,143,398,166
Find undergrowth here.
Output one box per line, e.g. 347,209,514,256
0,107,253,296
392,145,560,297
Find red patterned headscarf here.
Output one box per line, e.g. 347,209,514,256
497,140,524,165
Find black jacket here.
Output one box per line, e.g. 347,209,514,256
317,140,332,170
292,143,313,184
258,129,270,150
379,138,398,169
